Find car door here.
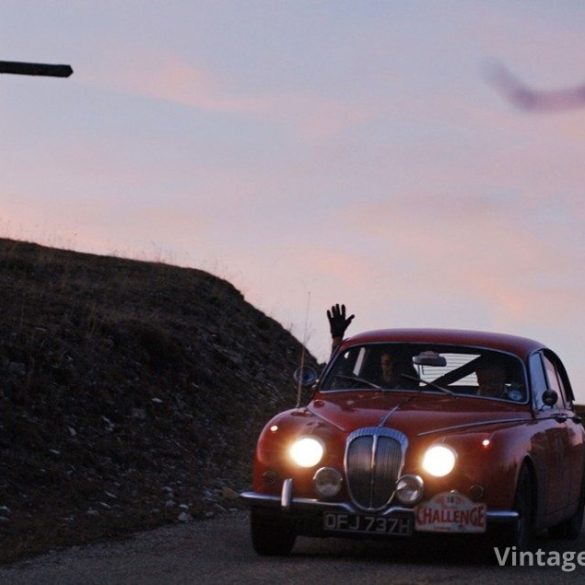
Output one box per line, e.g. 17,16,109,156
529,352,568,522
543,350,585,512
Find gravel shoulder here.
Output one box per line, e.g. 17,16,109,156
1,511,584,585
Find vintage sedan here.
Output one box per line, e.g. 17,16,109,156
241,329,585,555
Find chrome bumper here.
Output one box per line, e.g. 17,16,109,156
240,479,519,524
241,489,415,516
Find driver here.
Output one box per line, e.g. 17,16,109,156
378,351,418,389
326,304,418,389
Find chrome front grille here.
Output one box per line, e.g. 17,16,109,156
344,427,407,511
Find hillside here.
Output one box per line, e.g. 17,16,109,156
0,238,318,563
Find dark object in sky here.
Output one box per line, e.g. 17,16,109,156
486,62,585,111
0,60,73,78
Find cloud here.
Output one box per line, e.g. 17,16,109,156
333,191,585,329
83,51,375,140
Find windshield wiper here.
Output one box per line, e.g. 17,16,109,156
401,374,455,396
334,374,381,390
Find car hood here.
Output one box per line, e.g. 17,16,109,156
307,391,531,437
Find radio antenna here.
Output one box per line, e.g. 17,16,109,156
295,291,311,409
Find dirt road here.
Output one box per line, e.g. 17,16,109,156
0,511,583,584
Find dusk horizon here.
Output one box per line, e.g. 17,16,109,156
2,1,585,400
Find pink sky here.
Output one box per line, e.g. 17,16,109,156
2,1,585,400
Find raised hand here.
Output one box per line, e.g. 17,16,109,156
327,304,354,339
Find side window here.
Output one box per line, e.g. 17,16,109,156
529,353,548,410
354,347,366,376
542,353,568,408
335,348,360,376
323,346,367,390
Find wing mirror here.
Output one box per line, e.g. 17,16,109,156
542,389,559,407
293,366,318,388
413,351,447,367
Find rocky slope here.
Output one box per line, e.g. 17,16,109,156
0,238,318,563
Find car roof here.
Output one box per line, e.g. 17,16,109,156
341,328,546,360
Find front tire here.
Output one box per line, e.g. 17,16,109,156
510,465,535,550
250,509,297,556
494,465,535,552
549,494,584,539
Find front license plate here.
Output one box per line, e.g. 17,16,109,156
323,512,413,536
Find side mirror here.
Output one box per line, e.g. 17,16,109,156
413,351,447,367
542,389,559,407
293,366,318,388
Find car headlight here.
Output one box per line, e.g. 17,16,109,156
421,445,456,477
289,437,324,468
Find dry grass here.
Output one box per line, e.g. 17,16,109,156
0,238,317,564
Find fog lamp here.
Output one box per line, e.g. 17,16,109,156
395,474,424,505
313,467,343,498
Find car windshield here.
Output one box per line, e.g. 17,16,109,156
321,343,527,403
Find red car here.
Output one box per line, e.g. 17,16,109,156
241,328,585,555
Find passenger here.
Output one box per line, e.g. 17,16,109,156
476,362,507,398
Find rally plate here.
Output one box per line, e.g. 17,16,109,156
323,512,413,536
415,491,487,533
